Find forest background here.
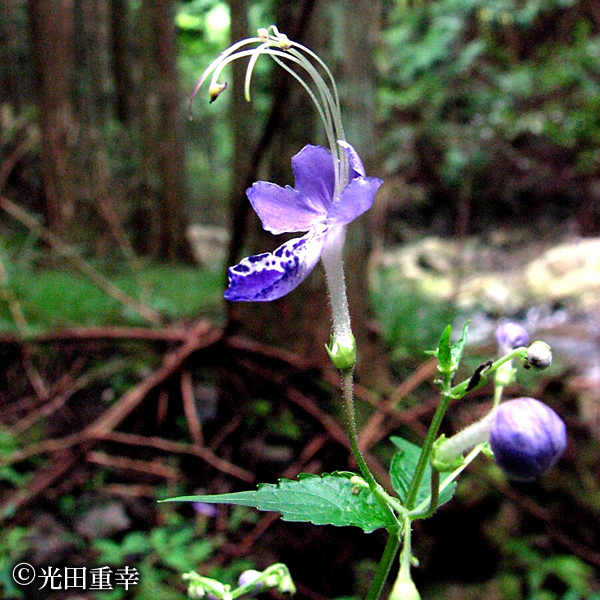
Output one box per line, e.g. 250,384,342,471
0,0,599,599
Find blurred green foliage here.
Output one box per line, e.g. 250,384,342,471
0,527,30,599
93,512,219,600
379,0,599,228
505,539,599,600
0,252,224,331
371,267,457,360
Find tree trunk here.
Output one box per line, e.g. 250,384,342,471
1,0,33,109
27,0,77,232
109,0,135,124
139,0,190,260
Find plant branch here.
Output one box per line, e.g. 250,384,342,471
365,530,401,600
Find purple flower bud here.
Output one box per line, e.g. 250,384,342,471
237,570,263,590
490,398,567,482
495,322,529,351
193,502,217,517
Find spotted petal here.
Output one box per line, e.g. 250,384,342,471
224,229,328,302
247,181,326,235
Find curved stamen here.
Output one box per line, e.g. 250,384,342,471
189,36,263,114
189,27,350,197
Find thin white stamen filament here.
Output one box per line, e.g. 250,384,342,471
285,48,347,197
286,44,348,191
244,41,272,101
271,56,336,156
192,28,350,200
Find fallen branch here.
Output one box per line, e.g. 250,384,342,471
93,431,254,483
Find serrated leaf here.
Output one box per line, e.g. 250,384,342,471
389,437,456,510
162,473,395,533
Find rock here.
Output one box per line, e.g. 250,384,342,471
186,225,230,269
75,500,131,539
379,235,600,313
525,238,600,308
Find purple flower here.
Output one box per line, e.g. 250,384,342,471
224,142,382,302
193,502,217,517
490,397,567,482
495,322,529,351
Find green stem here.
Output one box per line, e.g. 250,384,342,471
342,370,381,492
410,468,439,520
365,529,402,600
342,370,402,533
449,348,526,399
404,370,452,510
398,515,412,579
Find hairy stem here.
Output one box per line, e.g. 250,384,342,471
342,371,378,490
365,530,402,600
410,468,439,520
404,370,452,510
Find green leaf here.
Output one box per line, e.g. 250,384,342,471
450,321,470,375
389,437,456,511
437,324,452,373
161,473,395,533
434,321,470,380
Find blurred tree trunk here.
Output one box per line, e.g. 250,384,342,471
228,0,251,244
109,0,135,124
139,0,190,259
28,0,77,232
1,0,33,109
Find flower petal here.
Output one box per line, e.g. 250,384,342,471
247,182,326,235
224,229,327,302
326,175,383,226
291,145,336,213
338,140,366,179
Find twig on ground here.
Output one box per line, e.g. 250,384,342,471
181,369,204,446
87,451,181,481
1,451,78,520
84,321,219,436
93,431,254,483
0,195,163,325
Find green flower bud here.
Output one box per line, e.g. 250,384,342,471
325,333,356,371
187,584,205,599
389,577,421,600
277,574,296,595
526,341,552,369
